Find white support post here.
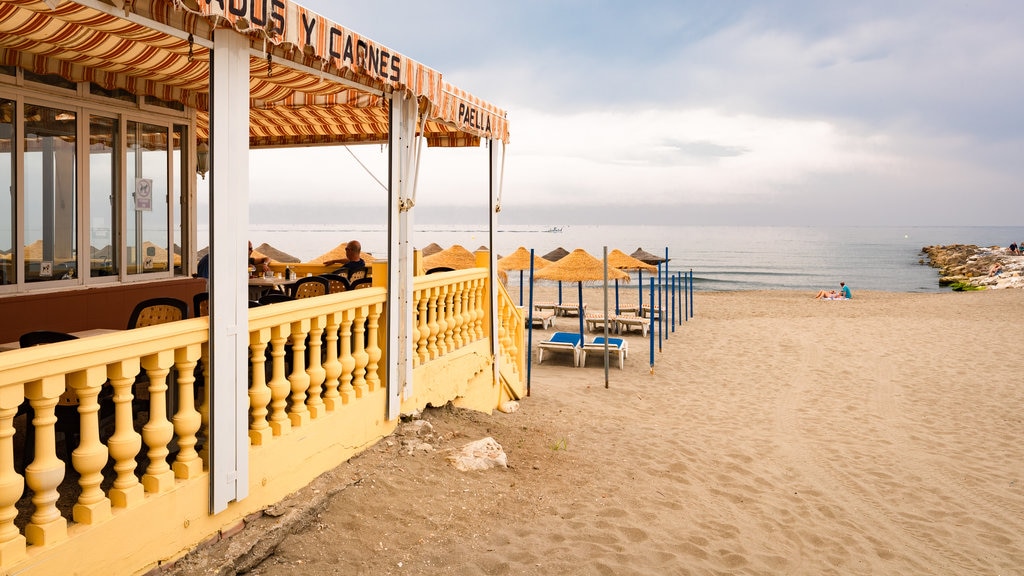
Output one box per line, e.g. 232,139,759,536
207,28,250,513
386,93,417,420
489,140,501,385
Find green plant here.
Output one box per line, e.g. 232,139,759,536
949,281,984,291
548,437,568,451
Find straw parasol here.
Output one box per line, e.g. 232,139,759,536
420,242,443,256
541,247,570,303
252,242,300,263
498,247,550,305
608,248,655,312
535,249,628,341
630,247,667,265
422,244,478,271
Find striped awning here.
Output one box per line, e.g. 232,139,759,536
0,0,509,147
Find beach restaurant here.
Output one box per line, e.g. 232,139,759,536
0,1,524,573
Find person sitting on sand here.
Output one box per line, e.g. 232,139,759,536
989,262,1003,276
840,281,851,299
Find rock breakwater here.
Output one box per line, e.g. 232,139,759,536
921,244,1023,289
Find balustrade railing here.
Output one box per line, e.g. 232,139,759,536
412,269,488,367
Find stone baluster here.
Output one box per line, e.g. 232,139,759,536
464,278,478,343
267,324,291,436
140,351,175,493
322,313,342,410
107,360,143,508
416,290,429,365
24,375,66,546
287,319,311,428
410,290,421,369
305,315,326,418
338,309,356,404
475,277,487,340
0,392,25,564
172,345,203,479
197,339,210,463
454,280,468,348
351,306,369,398
443,286,456,352
435,285,449,356
427,288,440,360
365,301,382,392
68,366,111,524
248,328,272,445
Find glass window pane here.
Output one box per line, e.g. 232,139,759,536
172,124,183,276
24,104,77,283
126,121,168,274
90,115,118,277
0,99,13,285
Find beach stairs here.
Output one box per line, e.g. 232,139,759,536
580,337,628,369
537,332,582,366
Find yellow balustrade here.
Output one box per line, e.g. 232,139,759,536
0,268,528,575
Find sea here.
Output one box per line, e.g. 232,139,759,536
242,224,1024,293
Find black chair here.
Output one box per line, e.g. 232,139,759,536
426,266,455,275
350,277,373,290
193,292,209,317
258,292,294,305
127,297,189,329
287,276,329,299
320,273,350,294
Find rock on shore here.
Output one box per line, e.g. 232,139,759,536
921,244,1024,289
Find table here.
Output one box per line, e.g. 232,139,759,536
248,276,298,300
0,328,120,352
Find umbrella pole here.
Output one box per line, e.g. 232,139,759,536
603,246,609,388
526,250,536,396
690,268,694,318
614,279,620,315
671,273,676,332
577,282,584,356
558,281,563,305
519,270,524,306
657,258,662,351
649,277,655,374
638,269,643,312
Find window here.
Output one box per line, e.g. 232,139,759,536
126,121,169,275
89,115,118,277
24,104,77,283
0,99,12,285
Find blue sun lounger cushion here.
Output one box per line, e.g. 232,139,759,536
581,336,628,369
537,332,583,366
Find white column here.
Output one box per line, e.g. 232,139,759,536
386,93,417,419
489,140,501,385
208,28,250,512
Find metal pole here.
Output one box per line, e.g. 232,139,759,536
657,256,662,352
689,268,694,318
638,269,643,311
603,246,609,388
671,273,675,332
526,250,535,396
648,277,655,373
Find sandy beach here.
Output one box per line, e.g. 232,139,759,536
174,288,1024,576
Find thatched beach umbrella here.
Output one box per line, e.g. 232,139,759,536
630,247,667,310
498,247,550,305
608,249,655,313
422,244,478,272
309,242,375,266
420,242,443,256
534,249,628,341
541,247,570,304
252,242,300,263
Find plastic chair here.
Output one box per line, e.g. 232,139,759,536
287,276,329,299
537,332,582,366
350,277,373,290
320,273,350,294
127,297,189,329
193,291,209,317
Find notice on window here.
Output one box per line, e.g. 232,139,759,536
135,178,153,211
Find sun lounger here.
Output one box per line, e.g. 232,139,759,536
641,305,661,319
555,302,587,317
580,337,628,369
529,308,556,329
584,312,616,333
534,301,557,312
537,332,582,366
615,314,650,336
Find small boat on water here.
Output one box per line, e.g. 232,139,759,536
544,226,564,233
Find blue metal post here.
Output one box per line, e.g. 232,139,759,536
689,268,694,318
526,250,535,395
649,277,655,372
671,273,676,332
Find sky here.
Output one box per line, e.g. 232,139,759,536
241,1,1024,227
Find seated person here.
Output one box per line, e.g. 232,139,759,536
989,263,1003,276
323,240,366,278
840,281,851,299
195,241,269,279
